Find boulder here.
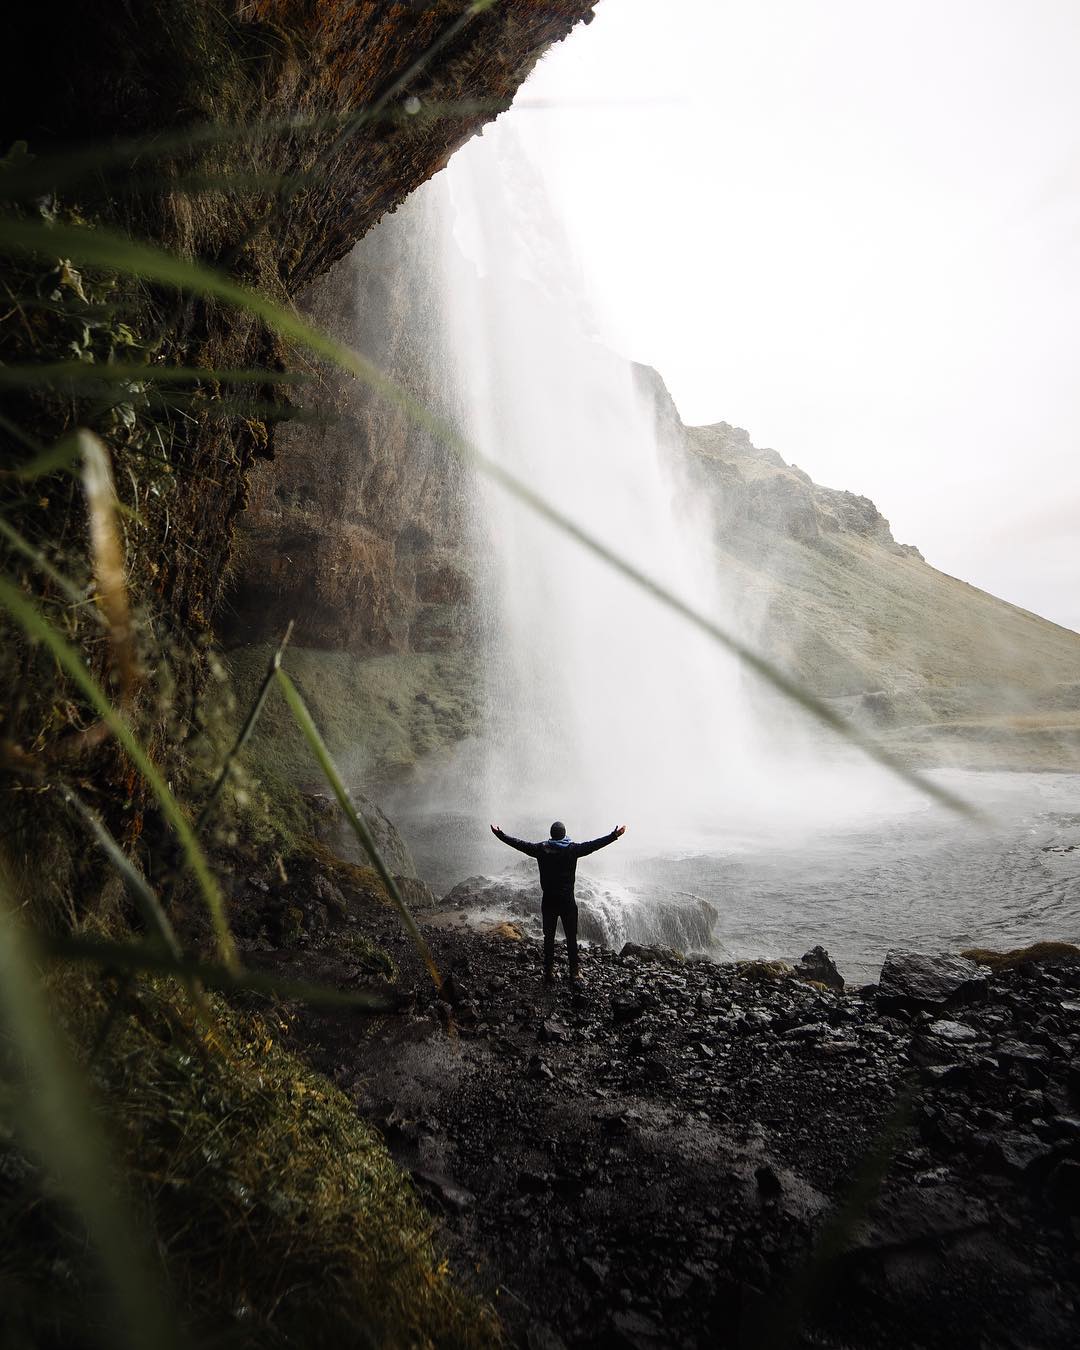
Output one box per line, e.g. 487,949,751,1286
875,951,987,1016
794,945,845,991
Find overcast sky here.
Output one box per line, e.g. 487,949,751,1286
496,0,1080,632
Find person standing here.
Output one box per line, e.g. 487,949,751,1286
490,820,626,985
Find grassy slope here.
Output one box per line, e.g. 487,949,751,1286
1,969,497,1349
717,496,1080,770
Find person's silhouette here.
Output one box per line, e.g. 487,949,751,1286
490,820,627,985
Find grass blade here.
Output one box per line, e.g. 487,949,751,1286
6,429,81,479
0,361,307,390
195,622,293,835
0,214,977,816
0,577,237,969
78,431,138,701
274,667,443,994
56,785,181,959
0,866,179,1350
0,514,101,619
44,933,400,1010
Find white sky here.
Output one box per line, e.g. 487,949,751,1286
499,0,1080,632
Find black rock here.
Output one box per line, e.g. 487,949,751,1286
981,1130,1056,1178
795,945,845,991
783,1022,828,1041
538,1018,569,1045
610,1309,665,1349
1045,1158,1080,1214
755,1164,782,1199
517,1169,552,1194
850,1185,989,1250
526,1326,568,1350
1045,1115,1080,1141
581,1256,609,1287
612,995,647,1024
528,1054,554,1082
927,1019,982,1045
876,951,987,1016
410,1167,475,1213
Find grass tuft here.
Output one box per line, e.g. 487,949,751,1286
2,967,498,1349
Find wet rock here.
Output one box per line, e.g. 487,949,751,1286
737,959,795,983
1045,1159,1080,1214
996,1040,1050,1087
598,1109,641,1137
410,1167,474,1213
619,942,682,964
981,1131,1056,1178
795,945,845,991
642,1057,671,1085
528,1055,554,1082
539,1018,569,1045
784,1022,828,1041
311,872,347,917
851,1185,989,1250
1045,1115,1080,1141
517,1170,552,1194
755,1164,782,1199
927,1019,982,1044
818,1039,861,1056
876,951,987,1016
612,995,647,1024
610,1310,666,1349
526,1326,568,1350
581,1256,610,1287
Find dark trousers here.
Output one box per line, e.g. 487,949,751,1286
541,895,578,976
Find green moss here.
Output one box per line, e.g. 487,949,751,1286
213,644,478,859
2,971,499,1349
225,644,479,788
339,931,399,982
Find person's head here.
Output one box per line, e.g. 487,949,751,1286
549,821,566,840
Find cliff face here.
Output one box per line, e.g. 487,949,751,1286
5,2,598,288
2,1,597,649
223,192,474,656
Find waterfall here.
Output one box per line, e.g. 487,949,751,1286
369,119,925,953
431,122,756,850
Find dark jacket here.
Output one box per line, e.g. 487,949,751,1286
493,828,621,903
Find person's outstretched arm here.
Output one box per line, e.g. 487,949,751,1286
573,824,627,857
490,824,541,858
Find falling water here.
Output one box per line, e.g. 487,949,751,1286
435,123,758,846
373,123,1080,969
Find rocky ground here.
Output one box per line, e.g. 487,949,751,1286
238,880,1080,1350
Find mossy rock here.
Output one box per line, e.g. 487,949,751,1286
736,959,795,983
960,940,1080,971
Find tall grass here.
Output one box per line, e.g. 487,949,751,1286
0,66,977,1345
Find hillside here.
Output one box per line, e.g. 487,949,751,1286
673,412,1080,771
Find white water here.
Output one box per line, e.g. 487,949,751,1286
424,121,916,853
363,125,1078,974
